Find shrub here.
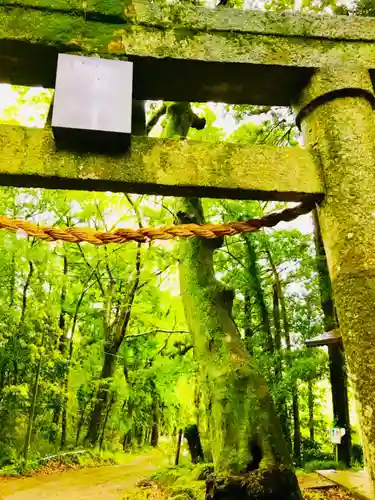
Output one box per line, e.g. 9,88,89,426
301,438,335,464
351,443,364,466
303,459,345,473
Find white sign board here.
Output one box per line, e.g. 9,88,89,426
331,427,346,444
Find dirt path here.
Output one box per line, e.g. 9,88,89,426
0,453,166,500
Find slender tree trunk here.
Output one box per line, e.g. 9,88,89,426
266,248,301,467
244,292,253,353
175,429,183,466
0,365,5,398
243,235,274,354
313,210,351,467
85,351,116,446
50,256,68,445
9,253,15,308
75,408,86,447
13,261,34,385
24,330,46,460
123,430,132,451
283,310,301,467
61,375,68,449
308,379,314,442
272,284,291,450
291,388,301,467
150,400,160,447
99,393,115,451
149,379,160,447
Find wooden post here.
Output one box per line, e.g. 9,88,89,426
294,65,375,486
306,332,351,466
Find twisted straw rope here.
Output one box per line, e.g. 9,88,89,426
0,201,315,246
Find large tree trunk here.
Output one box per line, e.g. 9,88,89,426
153,102,300,498
178,198,301,498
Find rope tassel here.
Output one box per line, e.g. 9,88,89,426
0,201,316,246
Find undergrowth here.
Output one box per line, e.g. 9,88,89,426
0,449,132,477
302,460,345,473
124,463,213,500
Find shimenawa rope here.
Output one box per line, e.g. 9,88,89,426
0,201,315,246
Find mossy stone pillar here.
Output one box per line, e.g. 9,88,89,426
294,65,375,484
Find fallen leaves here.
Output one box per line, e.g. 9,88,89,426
303,486,356,500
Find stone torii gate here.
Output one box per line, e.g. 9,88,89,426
2,0,375,485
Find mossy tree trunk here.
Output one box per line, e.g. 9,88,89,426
179,197,293,472
149,103,301,498
178,198,300,499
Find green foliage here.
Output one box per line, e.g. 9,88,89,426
152,464,207,500
303,460,344,473
300,438,335,464
0,449,123,477
0,80,360,476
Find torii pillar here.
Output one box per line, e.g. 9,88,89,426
294,66,375,483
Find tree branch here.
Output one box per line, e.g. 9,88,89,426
146,103,167,135
137,263,172,291
76,243,105,297
125,329,190,340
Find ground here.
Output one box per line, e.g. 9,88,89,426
303,487,357,500
0,452,167,500
0,459,358,500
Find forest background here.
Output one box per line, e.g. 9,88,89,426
0,0,371,473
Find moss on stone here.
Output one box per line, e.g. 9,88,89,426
294,66,375,490
2,0,127,18
3,3,375,103
0,125,322,202
3,0,375,43
3,6,375,99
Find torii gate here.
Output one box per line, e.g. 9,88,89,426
2,0,375,485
